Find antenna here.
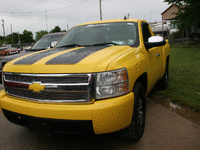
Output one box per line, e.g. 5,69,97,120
124,14,130,20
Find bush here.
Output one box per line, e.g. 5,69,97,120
172,31,182,39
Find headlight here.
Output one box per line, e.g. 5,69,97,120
96,68,129,99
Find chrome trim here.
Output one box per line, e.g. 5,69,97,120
13,73,92,77
4,73,91,84
4,79,90,86
7,93,92,104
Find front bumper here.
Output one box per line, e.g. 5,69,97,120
0,90,134,134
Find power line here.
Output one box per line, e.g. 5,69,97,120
47,0,89,12
0,0,89,14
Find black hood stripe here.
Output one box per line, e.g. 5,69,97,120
13,46,108,65
46,46,108,65
14,48,68,65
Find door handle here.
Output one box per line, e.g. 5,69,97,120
156,53,160,57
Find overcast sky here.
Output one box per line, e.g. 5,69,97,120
0,0,170,38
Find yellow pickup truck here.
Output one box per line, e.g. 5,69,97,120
0,19,170,140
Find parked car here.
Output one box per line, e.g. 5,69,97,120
0,19,170,140
9,47,20,54
31,32,66,50
0,47,10,56
0,32,66,83
23,46,32,51
0,47,20,56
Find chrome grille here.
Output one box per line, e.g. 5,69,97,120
3,73,95,103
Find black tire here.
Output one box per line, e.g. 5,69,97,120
6,52,9,56
158,62,169,89
119,82,146,140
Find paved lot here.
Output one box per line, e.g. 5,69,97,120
0,85,200,150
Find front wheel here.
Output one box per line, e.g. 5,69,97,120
119,82,146,140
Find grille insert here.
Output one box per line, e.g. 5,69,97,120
3,73,95,103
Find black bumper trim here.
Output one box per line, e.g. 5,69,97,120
2,108,94,135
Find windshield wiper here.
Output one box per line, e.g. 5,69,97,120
58,44,83,48
29,48,46,51
57,42,120,48
90,42,120,46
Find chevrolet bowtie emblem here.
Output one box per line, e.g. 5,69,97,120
28,82,45,92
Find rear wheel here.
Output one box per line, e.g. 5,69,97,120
6,52,9,56
119,82,146,140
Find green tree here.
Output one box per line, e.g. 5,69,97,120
20,30,35,43
164,0,200,29
0,36,4,46
50,26,61,33
6,33,20,44
164,0,200,46
35,30,48,41
62,29,67,32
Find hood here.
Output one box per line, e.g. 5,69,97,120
3,45,135,73
0,48,49,63
0,51,33,63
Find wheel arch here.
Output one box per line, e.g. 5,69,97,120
161,55,170,77
133,72,148,95
166,55,170,67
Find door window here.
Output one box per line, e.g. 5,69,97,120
142,22,152,42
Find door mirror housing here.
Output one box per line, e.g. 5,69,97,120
144,36,166,50
50,41,58,48
148,36,164,43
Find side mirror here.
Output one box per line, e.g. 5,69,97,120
144,36,166,50
50,41,58,48
28,46,33,51
148,36,164,43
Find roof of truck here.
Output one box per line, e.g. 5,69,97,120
76,19,140,27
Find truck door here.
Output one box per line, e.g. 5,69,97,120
142,22,163,88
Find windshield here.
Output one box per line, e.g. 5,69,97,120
56,22,139,47
31,33,65,50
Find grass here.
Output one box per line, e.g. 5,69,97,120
153,46,200,112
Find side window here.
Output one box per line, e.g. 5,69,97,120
142,22,152,42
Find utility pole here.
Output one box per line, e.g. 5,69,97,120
162,16,164,37
45,10,49,32
67,24,69,31
18,31,21,47
10,24,13,44
99,0,102,20
2,19,6,45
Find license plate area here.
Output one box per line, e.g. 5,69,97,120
29,120,51,135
